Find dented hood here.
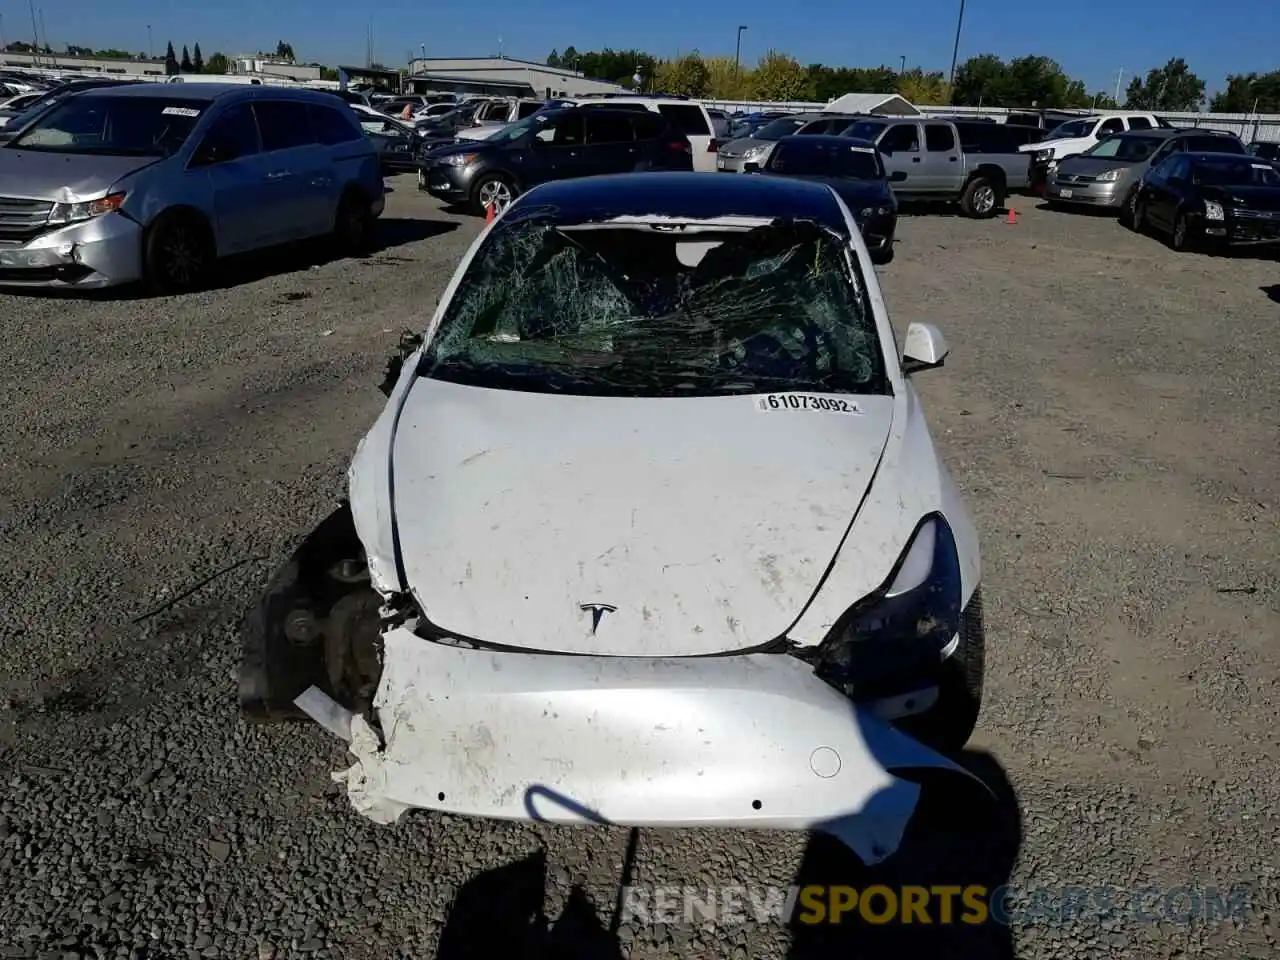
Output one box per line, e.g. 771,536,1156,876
389,377,894,656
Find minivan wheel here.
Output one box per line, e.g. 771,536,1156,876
960,176,1002,219
471,175,516,217
144,211,213,295
334,190,375,254
1118,187,1139,228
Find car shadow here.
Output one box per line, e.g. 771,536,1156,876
1264,284,1280,303
435,752,1019,959
1034,201,1117,217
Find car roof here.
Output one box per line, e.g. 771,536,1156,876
1185,151,1265,162
520,172,847,229
775,134,879,150
71,83,347,105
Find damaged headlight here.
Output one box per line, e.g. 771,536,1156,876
1034,149,1053,162
812,516,962,696
1204,200,1224,221
47,191,126,226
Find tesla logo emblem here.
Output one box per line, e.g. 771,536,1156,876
579,602,617,634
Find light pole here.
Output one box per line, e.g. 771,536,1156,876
947,0,966,87
147,24,152,60
899,55,906,75
734,25,747,79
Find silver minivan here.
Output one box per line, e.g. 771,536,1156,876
0,84,385,292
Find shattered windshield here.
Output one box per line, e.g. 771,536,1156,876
421,214,888,398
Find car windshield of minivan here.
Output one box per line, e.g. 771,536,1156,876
1084,135,1164,161
754,117,807,140
10,95,204,156
1046,119,1096,139
1191,160,1280,187
422,215,887,399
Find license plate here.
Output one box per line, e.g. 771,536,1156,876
717,158,726,170
1058,188,1073,199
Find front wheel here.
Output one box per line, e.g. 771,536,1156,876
143,211,214,295
471,174,517,217
1118,187,1139,228
960,176,1002,219
897,589,985,755
1170,210,1193,252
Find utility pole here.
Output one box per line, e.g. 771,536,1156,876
146,24,152,60
27,0,40,68
734,25,747,79
1113,67,1124,105
38,7,50,66
947,0,966,87
899,55,906,75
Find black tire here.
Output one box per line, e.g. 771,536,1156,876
959,176,1003,219
1170,209,1193,252
1117,187,1139,228
333,189,375,254
870,245,894,266
1131,197,1148,234
143,211,214,295
470,174,517,217
898,588,986,755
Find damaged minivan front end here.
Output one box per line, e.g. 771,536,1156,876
240,173,986,864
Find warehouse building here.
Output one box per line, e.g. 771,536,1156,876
406,56,625,98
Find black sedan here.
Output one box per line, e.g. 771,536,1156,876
1132,151,1280,253
741,135,900,264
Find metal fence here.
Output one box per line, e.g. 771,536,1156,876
696,98,1280,143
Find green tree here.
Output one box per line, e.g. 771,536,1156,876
951,53,1007,106
751,50,807,101
1089,92,1118,110
706,56,751,99
1210,71,1280,113
1124,57,1204,111
164,41,178,76
192,43,204,74
547,49,561,69
275,40,295,61
805,65,897,102
897,68,950,105
180,45,193,73
654,52,710,97
204,51,229,75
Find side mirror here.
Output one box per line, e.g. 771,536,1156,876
742,161,760,174
901,322,949,375
889,170,907,182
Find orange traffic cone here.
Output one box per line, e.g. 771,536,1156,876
1006,207,1017,224
485,202,495,223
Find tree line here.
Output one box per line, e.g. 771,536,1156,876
547,46,1280,114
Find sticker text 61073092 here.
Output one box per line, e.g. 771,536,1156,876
755,394,862,415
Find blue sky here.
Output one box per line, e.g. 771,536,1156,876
11,0,1277,98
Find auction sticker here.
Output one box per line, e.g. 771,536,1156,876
162,106,201,118
755,394,861,415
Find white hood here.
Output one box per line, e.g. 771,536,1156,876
387,378,894,657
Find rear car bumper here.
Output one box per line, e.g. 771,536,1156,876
716,154,750,173
0,212,142,289
319,627,972,863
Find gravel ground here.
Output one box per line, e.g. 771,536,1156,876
1,178,1278,959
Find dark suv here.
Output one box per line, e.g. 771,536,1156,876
418,107,694,216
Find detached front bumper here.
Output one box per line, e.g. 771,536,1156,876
0,212,142,288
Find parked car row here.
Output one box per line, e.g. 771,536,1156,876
1042,124,1280,255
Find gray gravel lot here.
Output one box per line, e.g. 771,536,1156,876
1,177,1278,959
